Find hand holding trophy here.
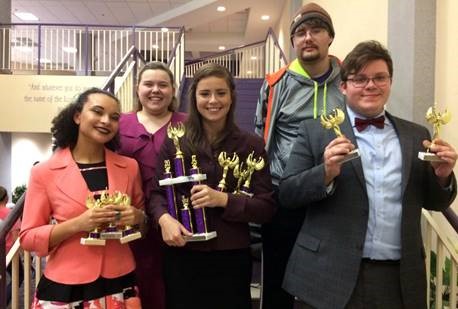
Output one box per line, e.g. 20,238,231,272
320,108,360,163
418,105,451,162
80,194,106,246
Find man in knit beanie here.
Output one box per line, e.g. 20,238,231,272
255,2,344,309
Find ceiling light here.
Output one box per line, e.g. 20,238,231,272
250,56,257,60
62,47,77,53
14,12,39,21
218,46,226,51
161,27,169,32
216,6,226,12
247,71,253,75
261,15,270,21
152,44,159,49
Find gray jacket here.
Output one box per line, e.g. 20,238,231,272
254,56,344,186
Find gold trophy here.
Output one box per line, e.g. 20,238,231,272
418,105,451,162
119,193,142,244
80,194,106,246
167,122,186,176
239,151,265,196
100,191,123,240
233,162,250,194
217,152,239,191
320,108,360,163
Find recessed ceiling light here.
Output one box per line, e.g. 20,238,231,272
14,12,39,21
152,44,159,49
62,47,77,54
261,15,270,21
161,27,169,32
250,56,257,60
218,46,226,51
217,6,226,12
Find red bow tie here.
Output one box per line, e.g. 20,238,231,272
354,116,385,132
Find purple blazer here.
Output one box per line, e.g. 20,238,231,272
118,111,186,309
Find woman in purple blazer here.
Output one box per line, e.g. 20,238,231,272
118,62,186,309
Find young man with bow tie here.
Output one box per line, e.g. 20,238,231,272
278,40,457,309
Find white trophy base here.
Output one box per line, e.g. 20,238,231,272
159,174,207,186
80,237,106,246
184,231,217,242
418,151,445,162
100,231,123,240
119,231,142,244
341,149,360,163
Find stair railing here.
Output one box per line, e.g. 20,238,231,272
184,27,288,78
422,208,458,308
102,27,184,112
0,23,182,75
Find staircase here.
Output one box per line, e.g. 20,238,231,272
179,78,264,133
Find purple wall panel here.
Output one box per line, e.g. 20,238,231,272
179,78,264,133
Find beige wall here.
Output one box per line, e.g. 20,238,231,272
322,0,388,60
275,0,293,61
436,0,458,213
274,0,388,62
0,75,106,132
11,133,52,190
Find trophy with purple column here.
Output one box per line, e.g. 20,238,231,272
81,194,106,246
185,155,217,241
119,193,142,244
180,196,193,232
100,191,123,240
159,123,216,241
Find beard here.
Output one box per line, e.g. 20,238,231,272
300,49,321,63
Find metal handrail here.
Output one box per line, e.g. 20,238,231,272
101,45,146,93
185,27,288,67
0,193,25,309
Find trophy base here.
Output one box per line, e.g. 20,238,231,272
184,231,217,242
80,237,106,246
159,174,207,186
418,152,445,162
342,149,360,163
100,231,123,240
119,231,142,244
235,190,254,198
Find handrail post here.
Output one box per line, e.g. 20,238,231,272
37,24,42,75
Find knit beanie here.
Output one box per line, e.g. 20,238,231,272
290,2,335,39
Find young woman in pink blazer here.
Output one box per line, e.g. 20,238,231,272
20,88,147,308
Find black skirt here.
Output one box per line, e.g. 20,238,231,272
163,247,252,309
36,271,137,302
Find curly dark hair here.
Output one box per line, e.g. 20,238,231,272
186,63,237,151
51,87,121,151
136,61,178,112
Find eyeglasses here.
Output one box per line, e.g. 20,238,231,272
346,74,391,88
292,27,326,39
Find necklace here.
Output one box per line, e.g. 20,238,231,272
79,166,107,172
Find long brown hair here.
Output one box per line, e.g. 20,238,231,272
186,63,237,151
135,61,178,112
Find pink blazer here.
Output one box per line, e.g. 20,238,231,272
20,147,144,284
